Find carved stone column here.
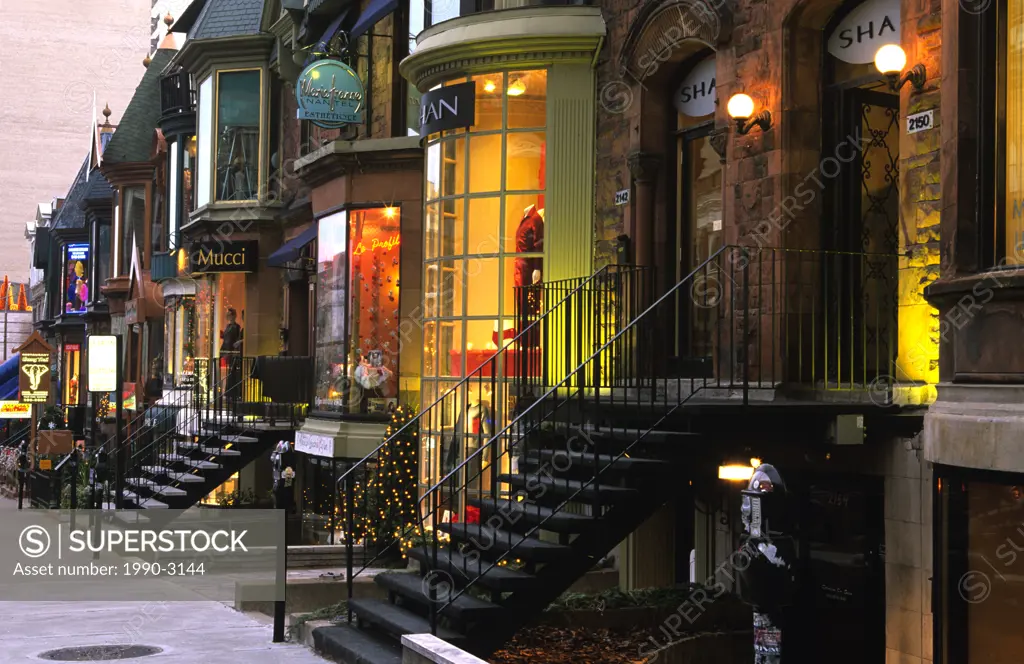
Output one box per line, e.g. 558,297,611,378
627,152,661,267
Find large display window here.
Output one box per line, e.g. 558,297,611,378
937,465,1024,663
62,343,82,405
313,207,402,416
164,296,196,387
420,69,547,492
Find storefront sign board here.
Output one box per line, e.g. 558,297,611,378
296,59,365,128
419,82,476,136
826,0,899,64
189,240,259,274
295,431,336,458
87,335,118,393
674,56,717,117
0,402,31,419
15,331,54,404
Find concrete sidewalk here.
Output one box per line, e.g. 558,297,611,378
0,497,333,663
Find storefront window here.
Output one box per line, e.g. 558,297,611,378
122,187,145,276
184,135,197,217
63,344,82,405
63,244,89,314
165,296,196,386
215,70,261,202
939,470,1024,662
215,273,246,357
314,207,402,416
420,69,546,492
197,76,213,208
168,138,178,252
1004,0,1024,264
95,224,110,301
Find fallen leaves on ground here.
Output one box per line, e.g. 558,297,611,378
489,625,653,664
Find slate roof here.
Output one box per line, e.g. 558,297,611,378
52,159,91,231
102,49,176,166
188,0,266,41
82,169,113,204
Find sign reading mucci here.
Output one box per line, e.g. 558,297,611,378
295,59,364,129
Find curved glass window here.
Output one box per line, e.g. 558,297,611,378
215,70,262,202
420,69,547,492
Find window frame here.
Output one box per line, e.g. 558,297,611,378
212,67,266,204
311,203,404,419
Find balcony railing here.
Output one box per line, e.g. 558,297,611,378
160,69,196,119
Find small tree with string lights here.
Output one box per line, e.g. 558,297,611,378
336,404,419,558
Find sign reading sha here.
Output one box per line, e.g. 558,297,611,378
675,56,717,117
827,0,900,64
296,59,365,129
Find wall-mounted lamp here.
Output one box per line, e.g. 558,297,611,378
727,93,772,135
719,457,764,482
874,44,926,92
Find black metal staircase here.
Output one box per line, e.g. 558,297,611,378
106,357,311,509
317,245,904,662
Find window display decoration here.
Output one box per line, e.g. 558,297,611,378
63,244,90,314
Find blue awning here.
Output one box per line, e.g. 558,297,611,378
269,223,318,267
305,7,352,64
349,0,398,40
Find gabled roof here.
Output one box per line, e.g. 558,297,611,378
102,49,176,166
51,158,91,231
188,0,267,41
82,169,113,205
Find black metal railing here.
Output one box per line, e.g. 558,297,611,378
160,69,196,118
416,245,902,633
105,355,311,508
335,264,651,614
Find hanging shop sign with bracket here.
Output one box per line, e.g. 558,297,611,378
295,59,365,129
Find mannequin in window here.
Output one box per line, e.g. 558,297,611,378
220,308,243,405
514,204,544,349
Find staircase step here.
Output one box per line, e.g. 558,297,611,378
199,445,242,457
375,572,504,623
142,466,206,483
437,523,573,563
523,450,670,474
122,491,169,509
497,473,639,504
407,546,538,593
348,599,466,644
159,454,221,470
467,498,595,534
217,434,259,444
126,478,189,497
311,621,403,664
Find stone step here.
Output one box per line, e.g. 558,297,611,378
159,454,221,470
122,490,169,509
125,478,189,497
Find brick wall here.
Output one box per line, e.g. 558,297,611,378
0,0,151,283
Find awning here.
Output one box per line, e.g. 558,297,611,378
305,7,353,64
269,223,318,267
349,0,398,40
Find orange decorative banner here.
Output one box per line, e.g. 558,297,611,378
0,401,31,418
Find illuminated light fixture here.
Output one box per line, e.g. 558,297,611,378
726,93,771,135
384,206,397,219
874,44,926,92
483,80,497,93
507,78,526,97
719,465,755,482
719,457,763,482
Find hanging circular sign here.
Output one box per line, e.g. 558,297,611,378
674,56,717,118
827,0,900,64
295,59,365,129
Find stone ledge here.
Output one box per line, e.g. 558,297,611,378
924,383,1024,472
402,634,488,664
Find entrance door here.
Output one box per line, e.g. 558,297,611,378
796,475,886,663
822,86,900,386
674,125,723,376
